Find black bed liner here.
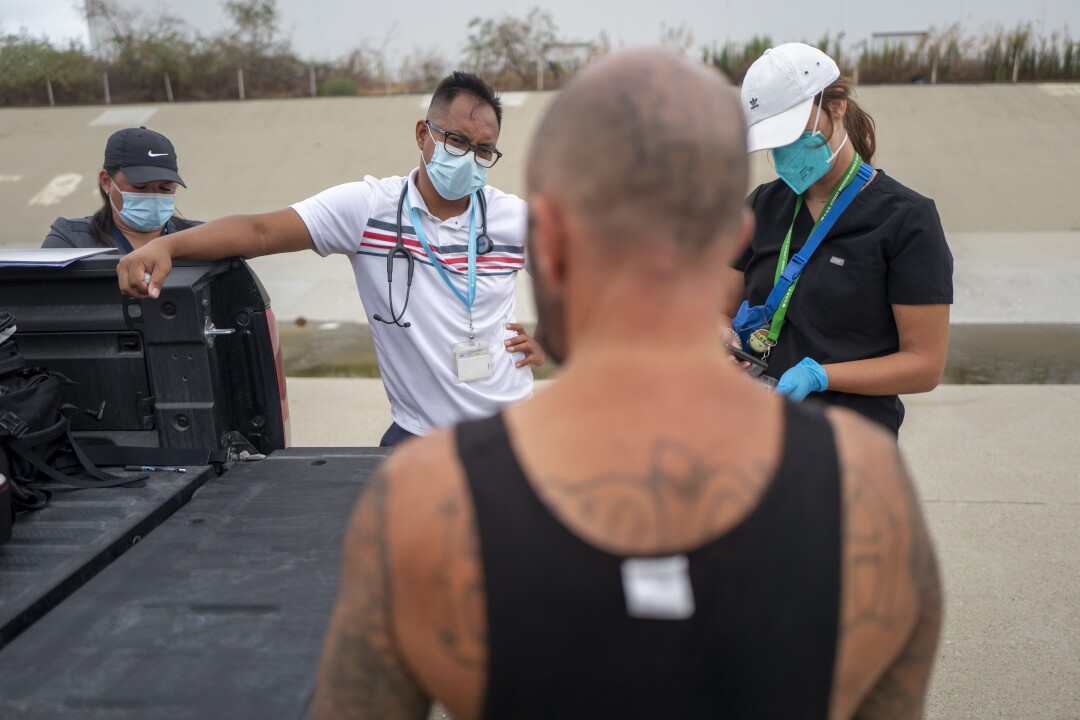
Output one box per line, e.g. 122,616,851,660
0,448,385,720
0,467,216,647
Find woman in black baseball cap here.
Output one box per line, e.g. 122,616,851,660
42,127,200,252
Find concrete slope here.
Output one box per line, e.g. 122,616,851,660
2,83,1079,249
2,86,1076,379
0,92,550,248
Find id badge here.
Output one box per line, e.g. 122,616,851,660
452,340,492,383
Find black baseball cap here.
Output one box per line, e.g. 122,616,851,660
103,126,186,187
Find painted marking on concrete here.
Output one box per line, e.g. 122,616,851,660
88,106,159,127
418,92,528,109
498,92,528,107
1039,84,1080,98
0,175,22,182
29,174,83,206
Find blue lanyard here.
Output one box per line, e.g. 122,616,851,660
406,195,478,328
111,223,168,255
111,226,135,254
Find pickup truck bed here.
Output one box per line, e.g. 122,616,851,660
0,254,386,717
0,448,384,719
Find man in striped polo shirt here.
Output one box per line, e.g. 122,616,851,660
118,72,544,446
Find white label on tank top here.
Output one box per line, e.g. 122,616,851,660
621,555,695,620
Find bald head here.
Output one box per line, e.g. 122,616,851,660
527,49,748,256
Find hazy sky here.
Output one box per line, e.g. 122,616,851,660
3,0,1077,68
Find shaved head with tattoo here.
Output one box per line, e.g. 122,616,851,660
313,49,941,720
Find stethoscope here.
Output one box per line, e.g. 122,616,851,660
373,184,493,328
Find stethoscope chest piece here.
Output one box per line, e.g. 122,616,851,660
474,190,493,255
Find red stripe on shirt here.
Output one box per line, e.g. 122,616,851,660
360,232,525,270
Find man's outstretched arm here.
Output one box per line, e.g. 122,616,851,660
311,468,430,720
118,208,314,298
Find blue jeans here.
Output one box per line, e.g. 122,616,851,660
379,422,417,448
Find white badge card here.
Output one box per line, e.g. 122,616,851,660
452,340,492,383
621,555,696,621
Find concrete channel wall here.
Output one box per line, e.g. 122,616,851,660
3,85,1077,380
3,84,1080,237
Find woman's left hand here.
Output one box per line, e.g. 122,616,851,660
777,357,829,401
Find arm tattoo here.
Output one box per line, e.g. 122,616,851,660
312,468,429,720
840,461,903,634
853,450,943,720
431,491,486,669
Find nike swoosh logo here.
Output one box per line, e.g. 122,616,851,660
147,151,169,157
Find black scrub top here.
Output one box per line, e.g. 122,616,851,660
736,170,953,433
42,216,201,251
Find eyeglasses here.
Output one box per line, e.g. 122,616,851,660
426,120,503,168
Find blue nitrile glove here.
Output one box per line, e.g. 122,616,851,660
776,357,828,402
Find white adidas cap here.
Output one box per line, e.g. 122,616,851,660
741,43,840,154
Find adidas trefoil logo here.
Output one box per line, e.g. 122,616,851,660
749,97,760,110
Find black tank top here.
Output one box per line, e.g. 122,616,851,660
455,399,842,720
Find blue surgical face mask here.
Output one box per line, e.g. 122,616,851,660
424,132,488,201
771,102,848,196
111,189,175,231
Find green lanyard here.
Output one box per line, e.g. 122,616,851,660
765,152,863,348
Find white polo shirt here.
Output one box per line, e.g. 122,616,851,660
291,170,533,436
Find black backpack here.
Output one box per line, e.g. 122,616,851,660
0,312,141,526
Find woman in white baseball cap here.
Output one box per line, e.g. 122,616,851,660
42,127,201,253
723,43,953,434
